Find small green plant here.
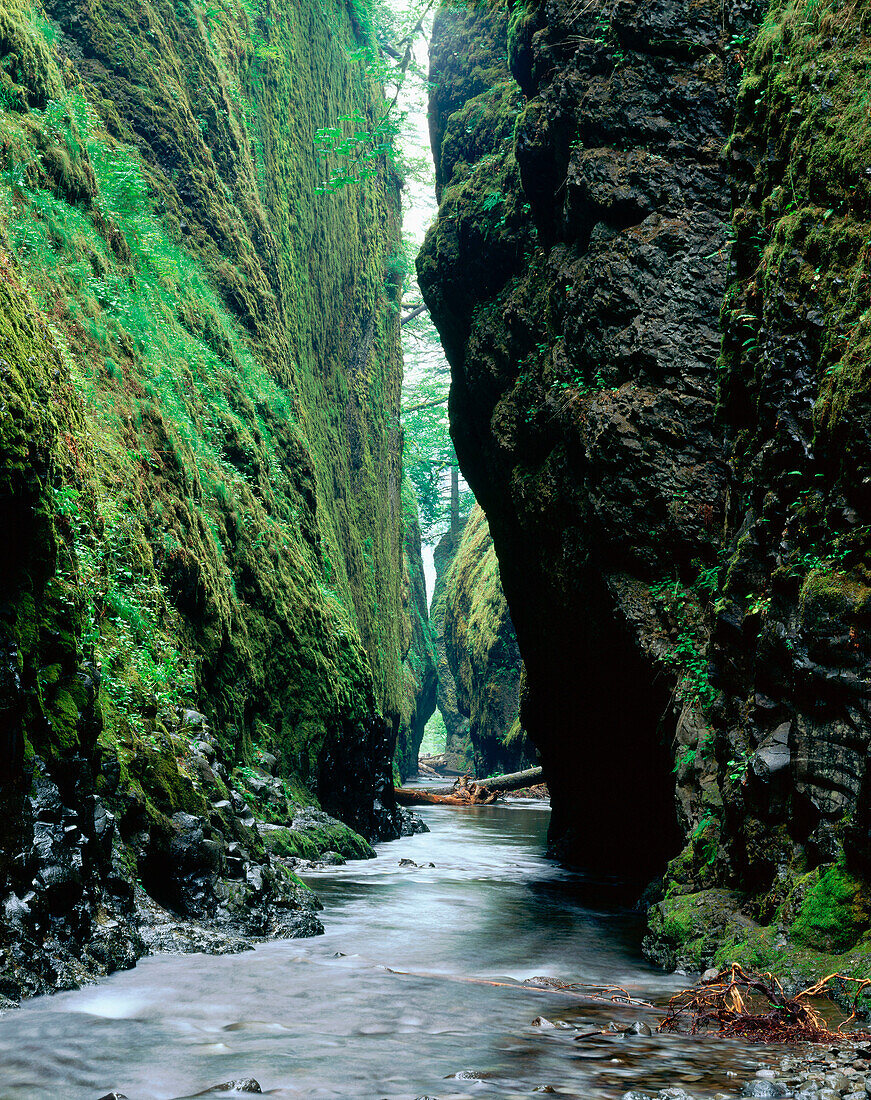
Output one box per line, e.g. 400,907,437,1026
650,577,716,707
727,747,752,784
691,812,718,866
673,746,697,773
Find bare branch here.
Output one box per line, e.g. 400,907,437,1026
401,303,429,326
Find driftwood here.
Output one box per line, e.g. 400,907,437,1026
395,766,544,806
659,965,871,1043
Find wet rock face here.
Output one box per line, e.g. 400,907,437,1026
420,0,752,873
430,524,473,766
396,484,438,781
441,506,533,776
0,0,414,1001
0,719,334,1001
640,1,871,974
423,0,871,966
705,0,871,901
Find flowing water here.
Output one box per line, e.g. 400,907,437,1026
0,801,771,1099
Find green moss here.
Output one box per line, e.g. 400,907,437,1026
441,505,532,775
130,746,209,818
789,865,871,953
0,0,409,837
646,889,749,971
261,820,376,861
395,478,437,779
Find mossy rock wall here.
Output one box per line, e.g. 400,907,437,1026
395,478,437,780
441,505,532,776
0,0,417,997
419,0,747,874
429,521,472,768
658,0,871,977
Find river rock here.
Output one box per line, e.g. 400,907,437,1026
195,1080,262,1094
741,1082,789,1098
396,808,429,836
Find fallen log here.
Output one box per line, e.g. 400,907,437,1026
417,752,464,776
394,787,496,806
395,766,544,806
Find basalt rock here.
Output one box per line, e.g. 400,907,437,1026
419,0,752,875
421,0,871,978
441,506,534,776
651,0,871,981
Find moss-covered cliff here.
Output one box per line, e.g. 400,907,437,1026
441,505,532,776
429,522,472,767
395,479,437,780
647,0,871,992
0,0,419,1000
421,0,871,982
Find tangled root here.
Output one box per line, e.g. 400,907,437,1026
658,965,871,1043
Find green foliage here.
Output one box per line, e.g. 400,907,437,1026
420,708,447,755
313,0,436,194
691,813,719,867
314,108,401,194
727,747,752,784
650,577,717,708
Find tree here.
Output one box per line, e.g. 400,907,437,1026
401,328,473,544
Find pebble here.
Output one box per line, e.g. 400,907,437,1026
617,1030,871,1100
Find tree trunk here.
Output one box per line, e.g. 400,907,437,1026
395,766,544,806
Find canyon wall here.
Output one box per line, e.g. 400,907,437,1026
396,480,438,779
421,0,871,980
0,0,421,1000
441,505,532,776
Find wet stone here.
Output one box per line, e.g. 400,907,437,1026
741,1082,789,1098
196,1080,262,1094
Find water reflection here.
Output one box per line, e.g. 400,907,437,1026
0,802,767,1098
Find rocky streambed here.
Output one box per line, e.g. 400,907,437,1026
623,1040,871,1100
0,799,867,1099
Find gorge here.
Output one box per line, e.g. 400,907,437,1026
0,0,871,1091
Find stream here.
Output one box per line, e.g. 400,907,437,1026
0,801,774,1099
